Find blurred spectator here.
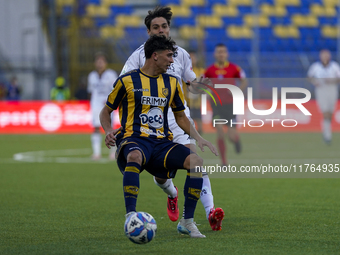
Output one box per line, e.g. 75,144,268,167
6,76,21,101
50,76,70,101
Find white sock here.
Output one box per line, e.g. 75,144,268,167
200,173,214,219
91,133,102,156
109,146,117,157
153,177,177,198
322,119,332,141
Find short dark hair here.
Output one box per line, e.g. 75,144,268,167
144,35,177,59
144,6,172,30
94,51,107,61
215,43,227,49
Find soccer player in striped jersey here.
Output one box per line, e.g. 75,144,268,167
120,5,225,232
100,35,218,238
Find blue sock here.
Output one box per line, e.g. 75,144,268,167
183,171,203,219
123,162,141,213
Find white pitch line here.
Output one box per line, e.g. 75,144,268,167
2,148,115,164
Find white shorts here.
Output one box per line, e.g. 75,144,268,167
170,117,196,145
90,96,107,128
91,105,102,127
315,86,338,113
91,105,115,128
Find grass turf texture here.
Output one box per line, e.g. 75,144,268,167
0,133,339,254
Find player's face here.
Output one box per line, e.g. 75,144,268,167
155,49,174,73
95,56,107,73
214,46,228,64
320,50,331,65
147,17,170,38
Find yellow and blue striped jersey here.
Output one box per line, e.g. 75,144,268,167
106,69,186,141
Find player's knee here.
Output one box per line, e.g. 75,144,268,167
127,150,142,165
324,112,332,120
183,154,203,170
154,176,167,185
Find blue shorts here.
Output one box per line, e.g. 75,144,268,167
116,136,192,179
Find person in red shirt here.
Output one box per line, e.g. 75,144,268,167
204,44,247,165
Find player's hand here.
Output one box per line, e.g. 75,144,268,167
197,138,219,156
187,76,212,94
105,126,122,149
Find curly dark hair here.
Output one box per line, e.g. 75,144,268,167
144,35,177,59
144,6,172,30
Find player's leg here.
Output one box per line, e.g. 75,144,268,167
228,104,241,153
117,138,151,218
322,112,333,144
176,152,205,238
213,104,228,165
146,141,205,237
152,125,191,221
216,124,227,165
123,150,142,214
91,127,102,160
91,104,102,160
153,176,178,221
316,88,336,144
188,143,224,231
228,125,241,153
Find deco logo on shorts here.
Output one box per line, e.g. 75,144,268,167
139,107,164,129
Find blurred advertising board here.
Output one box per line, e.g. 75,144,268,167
0,101,120,134
0,100,339,134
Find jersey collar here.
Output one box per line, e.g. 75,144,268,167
139,69,159,78
214,61,229,69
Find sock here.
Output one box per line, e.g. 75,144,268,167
322,119,332,141
217,138,227,165
153,177,177,198
183,171,203,219
123,162,141,213
109,146,117,158
200,172,215,219
91,133,102,156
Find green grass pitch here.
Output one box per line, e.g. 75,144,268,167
0,133,339,254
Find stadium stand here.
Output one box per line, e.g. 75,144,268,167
50,0,339,84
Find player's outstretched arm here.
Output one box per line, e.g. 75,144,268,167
174,111,218,156
187,76,212,94
100,106,121,149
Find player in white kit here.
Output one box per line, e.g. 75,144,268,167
120,6,224,232
88,52,118,160
307,49,340,144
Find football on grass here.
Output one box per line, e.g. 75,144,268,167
124,212,157,244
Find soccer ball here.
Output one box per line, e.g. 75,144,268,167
124,212,157,244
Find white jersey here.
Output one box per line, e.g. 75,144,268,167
307,61,340,112
307,61,340,87
88,69,118,107
120,43,196,128
88,68,118,127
